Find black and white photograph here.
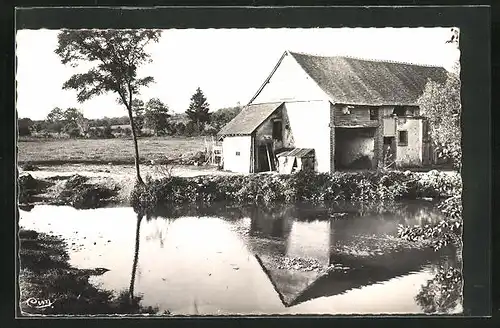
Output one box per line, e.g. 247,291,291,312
16,16,468,316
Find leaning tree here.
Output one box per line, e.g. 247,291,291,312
55,29,162,184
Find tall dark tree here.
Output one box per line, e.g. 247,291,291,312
17,118,34,136
55,29,162,184
144,98,170,136
185,87,211,130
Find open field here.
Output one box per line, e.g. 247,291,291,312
18,136,207,165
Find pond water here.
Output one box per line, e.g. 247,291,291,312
18,201,461,315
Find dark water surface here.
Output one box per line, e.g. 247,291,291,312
19,201,461,315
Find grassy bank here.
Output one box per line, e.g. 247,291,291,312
132,169,462,214
17,136,206,165
18,173,123,209
18,229,161,316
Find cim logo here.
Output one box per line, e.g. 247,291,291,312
25,297,55,310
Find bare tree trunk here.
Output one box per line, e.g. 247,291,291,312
129,214,142,302
127,107,144,184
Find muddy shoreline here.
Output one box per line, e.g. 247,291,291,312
18,229,164,316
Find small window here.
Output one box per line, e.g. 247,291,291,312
235,151,240,156
393,106,406,117
370,108,377,120
383,136,393,145
398,131,408,146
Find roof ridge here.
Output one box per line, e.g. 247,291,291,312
287,50,445,69
340,55,445,69
247,101,284,106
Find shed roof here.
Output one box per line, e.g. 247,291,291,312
218,102,283,137
276,148,315,158
286,51,448,106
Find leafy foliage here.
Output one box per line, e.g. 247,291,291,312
418,71,461,169
62,107,85,137
55,29,161,106
46,107,66,135
46,107,65,123
26,103,242,139
131,170,462,214
415,266,462,314
398,178,462,252
131,99,145,135
144,98,171,136
55,29,162,183
210,105,242,132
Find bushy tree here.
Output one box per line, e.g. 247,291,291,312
31,121,45,133
186,87,211,130
63,107,84,123
62,107,85,137
47,107,65,122
124,127,132,137
46,107,65,135
55,29,162,184
66,126,81,138
185,121,202,137
144,98,170,136
18,118,34,136
102,120,114,138
210,105,242,132
418,72,461,170
174,122,186,136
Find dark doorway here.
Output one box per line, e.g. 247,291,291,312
272,120,283,141
258,145,270,172
334,128,375,170
383,136,396,168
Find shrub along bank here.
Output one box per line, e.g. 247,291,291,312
131,169,462,214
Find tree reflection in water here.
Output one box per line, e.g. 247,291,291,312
129,214,143,302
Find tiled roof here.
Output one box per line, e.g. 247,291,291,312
218,102,283,136
289,52,448,106
276,148,315,158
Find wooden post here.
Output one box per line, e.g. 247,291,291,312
266,143,272,172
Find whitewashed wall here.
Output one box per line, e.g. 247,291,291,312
222,136,252,173
286,220,331,267
284,101,331,173
396,118,423,167
252,53,329,104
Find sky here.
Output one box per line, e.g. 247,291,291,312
16,28,460,120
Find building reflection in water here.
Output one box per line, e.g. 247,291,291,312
244,203,452,308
